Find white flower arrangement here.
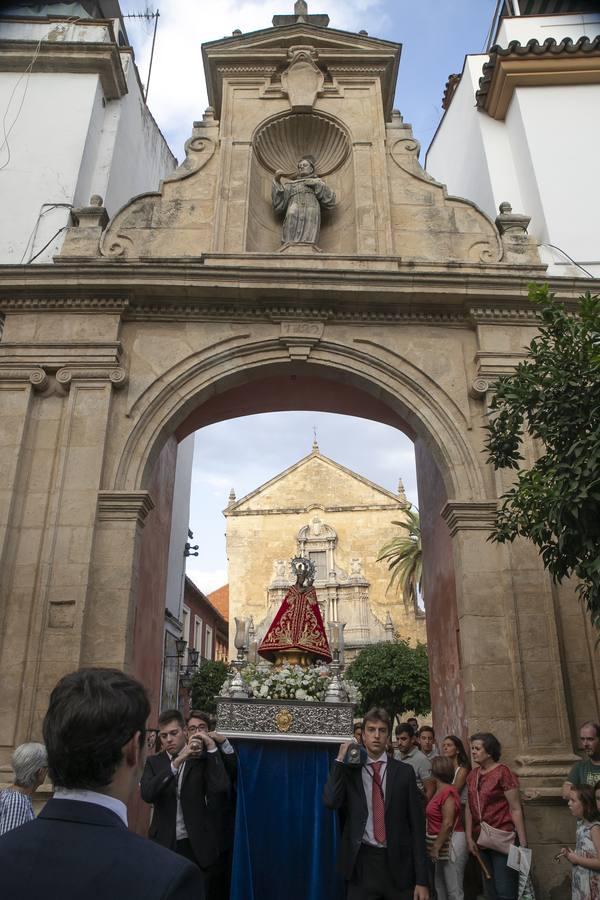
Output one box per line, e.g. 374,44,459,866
234,661,360,704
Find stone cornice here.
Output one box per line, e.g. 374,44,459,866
0,265,596,325
442,501,498,536
97,491,155,526
0,40,128,100
225,503,403,517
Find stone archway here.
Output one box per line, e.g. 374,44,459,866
1,8,599,890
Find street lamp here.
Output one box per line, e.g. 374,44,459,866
175,637,187,659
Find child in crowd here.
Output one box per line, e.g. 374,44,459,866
560,784,600,899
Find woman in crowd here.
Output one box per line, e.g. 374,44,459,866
465,732,527,900
426,756,467,900
560,784,600,899
0,743,47,835
443,735,470,805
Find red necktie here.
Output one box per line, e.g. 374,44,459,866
371,761,386,844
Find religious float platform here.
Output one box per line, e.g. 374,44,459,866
218,695,354,900
217,555,356,900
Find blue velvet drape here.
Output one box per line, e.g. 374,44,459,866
230,740,344,900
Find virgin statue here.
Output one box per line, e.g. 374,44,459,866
258,556,332,666
272,156,336,246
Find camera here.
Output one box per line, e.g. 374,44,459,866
343,743,367,767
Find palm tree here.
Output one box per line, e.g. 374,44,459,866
377,506,422,612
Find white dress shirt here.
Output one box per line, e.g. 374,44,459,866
361,751,388,848
53,788,128,826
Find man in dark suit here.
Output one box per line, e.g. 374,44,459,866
324,707,429,900
141,707,230,896
0,667,204,900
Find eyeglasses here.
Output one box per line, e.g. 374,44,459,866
187,725,209,734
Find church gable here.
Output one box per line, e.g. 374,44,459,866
227,451,402,514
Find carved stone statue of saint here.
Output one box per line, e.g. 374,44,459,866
272,156,336,247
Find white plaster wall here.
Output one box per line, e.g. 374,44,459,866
102,54,177,217
0,72,101,263
427,57,526,221
0,24,176,264
426,21,600,277
496,13,600,46
507,84,600,275
165,434,196,621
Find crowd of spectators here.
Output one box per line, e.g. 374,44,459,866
0,670,599,900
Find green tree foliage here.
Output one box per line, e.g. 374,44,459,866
376,506,422,611
484,284,600,625
190,659,229,714
345,640,430,725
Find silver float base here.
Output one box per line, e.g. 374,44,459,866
216,697,355,743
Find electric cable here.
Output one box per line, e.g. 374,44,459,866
538,242,595,279
26,226,68,264
20,202,73,263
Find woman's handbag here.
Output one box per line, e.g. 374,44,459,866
426,831,451,860
475,768,516,855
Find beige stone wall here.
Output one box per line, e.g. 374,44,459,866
225,451,426,652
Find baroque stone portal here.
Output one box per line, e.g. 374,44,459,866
272,156,336,247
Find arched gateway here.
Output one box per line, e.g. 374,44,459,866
0,4,598,889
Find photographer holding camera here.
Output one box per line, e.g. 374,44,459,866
141,709,230,897
323,707,429,900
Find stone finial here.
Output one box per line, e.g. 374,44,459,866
228,487,236,505
273,0,329,27
397,477,407,499
495,201,531,236
312,426,319,452
90,194,103,206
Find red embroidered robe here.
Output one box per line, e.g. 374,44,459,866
258,585,332,663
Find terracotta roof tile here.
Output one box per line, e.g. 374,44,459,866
208,584,229,622
477,35,600,109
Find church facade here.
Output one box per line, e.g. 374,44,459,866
224,444,426,659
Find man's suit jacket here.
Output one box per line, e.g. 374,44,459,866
141,748,230,867
0,798,204,900
323,757,428,890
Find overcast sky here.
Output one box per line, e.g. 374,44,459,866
119,1,498,593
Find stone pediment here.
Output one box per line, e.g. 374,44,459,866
225,450,404,515
202,24,400,119
59,13,542,272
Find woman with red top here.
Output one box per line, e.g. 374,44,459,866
426,756,468,899
465,732,527,900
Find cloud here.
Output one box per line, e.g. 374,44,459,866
185,564,228,595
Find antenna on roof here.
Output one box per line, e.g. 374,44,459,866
122,8,160,102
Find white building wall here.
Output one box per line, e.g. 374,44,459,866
0,17,176,264
165,433,196,623
426,14,600,277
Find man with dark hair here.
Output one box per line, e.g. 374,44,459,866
186,710,237,900
563,721,600,798
324,706,428,899
394,724,435,801
417,725,437,760
141,706,230,896
0,668,203,899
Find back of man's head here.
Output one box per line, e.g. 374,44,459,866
43,668,150,790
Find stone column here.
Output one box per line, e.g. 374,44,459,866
81,491,155,670
443,500,576,767
0,354,127,765
443,499,579,890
